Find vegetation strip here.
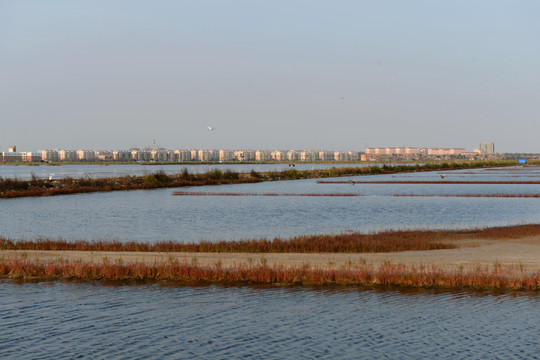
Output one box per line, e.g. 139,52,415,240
0,161,525,199
318,180,540,184
0,258,538,290
392,193,540,198
1,224,539,253
172,191,361,197
173,192,540,198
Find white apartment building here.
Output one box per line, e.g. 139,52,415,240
198,149,218,161
334,151,348,161
318,151,334,161
113,150,132,161
244,150,256,161
427,148,466,156
59,150,78,161
131,150,152,161
479,142,495,154
287,150,300,162
174,150,192,161
348,151,360,161
256,150,273,161
1,151,41,162
151,149,173,162
77,150,96,160
365,147,419,155
271,150,285,161
300,150,319,162
41,150,60,161
219,150,235,161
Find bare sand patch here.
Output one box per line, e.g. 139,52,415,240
3,236,540,271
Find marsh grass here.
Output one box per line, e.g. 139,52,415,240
1,225,538,253
0,160,521,199
319,180,540,185
0,170,259,199
0,257,537,290
172,191,361,197
392,193,540,198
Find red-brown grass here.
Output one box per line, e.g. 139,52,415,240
392,193,540,198
172,191,361,197
0,257,538,291
318,180,540,184
0,231,454,253
0,171,262,199
1,224,539,253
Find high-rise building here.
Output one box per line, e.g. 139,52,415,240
479,142,495,154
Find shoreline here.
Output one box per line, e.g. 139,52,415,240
1,161,527,199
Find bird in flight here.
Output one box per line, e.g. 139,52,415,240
207,126,215,131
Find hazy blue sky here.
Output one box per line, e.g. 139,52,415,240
1,1,539,152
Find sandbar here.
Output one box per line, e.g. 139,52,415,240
2,236,540,271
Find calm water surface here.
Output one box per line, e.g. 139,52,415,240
1,167,539,242
1,281,538,360
0,163,376,180
1,166,539,359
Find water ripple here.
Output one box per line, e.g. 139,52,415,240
0,282,538,359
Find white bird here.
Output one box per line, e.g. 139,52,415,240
207,126,215,131
49,173,55,181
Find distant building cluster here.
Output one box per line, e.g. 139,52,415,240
0,145,42,163
0,143,501,163
479,142,495,154
363,143,496,161
1,146,361,163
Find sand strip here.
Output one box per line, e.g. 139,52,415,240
3,236,540,271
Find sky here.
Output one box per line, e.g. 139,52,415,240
1,1,539,153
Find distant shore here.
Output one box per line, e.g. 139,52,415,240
0,160,527,199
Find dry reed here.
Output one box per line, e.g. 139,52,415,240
1,224,539,253
1,257,538,291
318,180,540,185
392,193,540,198
172,191,361,197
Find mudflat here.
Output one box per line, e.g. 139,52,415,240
3,235,540,271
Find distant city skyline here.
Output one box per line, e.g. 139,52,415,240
1,1,539,153
1,142,496,154
0,141,509,154
1,144,509,163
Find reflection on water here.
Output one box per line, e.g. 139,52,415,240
1,281,538,359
